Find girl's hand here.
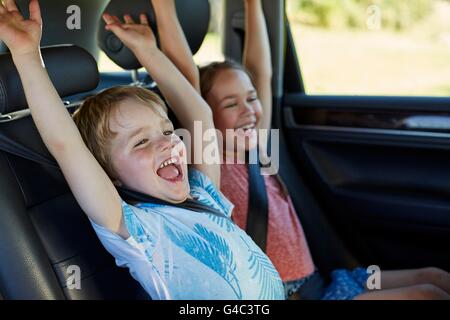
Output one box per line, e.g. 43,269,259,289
103,12,157,57
0,0,42,57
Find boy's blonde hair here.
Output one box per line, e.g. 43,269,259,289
73,86,167,179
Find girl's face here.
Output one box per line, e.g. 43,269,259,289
205,68,262,157
109,98,190,203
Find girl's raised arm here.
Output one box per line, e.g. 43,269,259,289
150,0,201,93
243,0,273,134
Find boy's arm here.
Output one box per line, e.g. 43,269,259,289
243,0,272,135
104,13,220,187
149,0,201,93
0,0,126,238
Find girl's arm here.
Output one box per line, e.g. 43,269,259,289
103,13,220,187
243,0,272,134
0,0,126,238
149,0,201,93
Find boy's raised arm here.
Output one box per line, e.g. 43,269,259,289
103,13,220,187
150,0,201,93
0,0,126,238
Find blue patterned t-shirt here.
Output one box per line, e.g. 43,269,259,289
90,168,285,300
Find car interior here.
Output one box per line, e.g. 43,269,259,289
0,0,449,300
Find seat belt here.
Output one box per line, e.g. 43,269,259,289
246,149,269,252
0,134,232,221
0,134,60,169
116,186,232,221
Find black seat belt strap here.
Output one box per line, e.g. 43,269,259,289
117,187,232,221
0,134,60,169
246,150,269,252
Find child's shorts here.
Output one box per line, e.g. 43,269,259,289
284,268,369,300
321,268,369,300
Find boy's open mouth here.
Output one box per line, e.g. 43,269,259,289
156,157,183,183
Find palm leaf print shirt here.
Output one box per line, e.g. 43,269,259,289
90,168,285,300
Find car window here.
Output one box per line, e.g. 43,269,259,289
287,0,450,97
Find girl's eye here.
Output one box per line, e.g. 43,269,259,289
248,96,258,103
163,130,173,136
134,139,149,148
224,103,238,109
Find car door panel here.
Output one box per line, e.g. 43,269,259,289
282,95,450,271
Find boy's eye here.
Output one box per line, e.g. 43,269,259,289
248,96,258,102
163,130,173,136
134,139,149,148
224,103,238,109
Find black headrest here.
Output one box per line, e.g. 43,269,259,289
98,0,210,70
0,0,110,58
0,45,99,115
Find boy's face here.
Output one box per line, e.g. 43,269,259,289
109,98,190,203
205,69,262,156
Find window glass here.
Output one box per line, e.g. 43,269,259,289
287,0,450,96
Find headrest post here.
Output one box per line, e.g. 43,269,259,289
0,113,13,123
131,69,140,83
130,69,146,87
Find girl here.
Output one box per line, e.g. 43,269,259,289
0,0,286,300
153,0,450,299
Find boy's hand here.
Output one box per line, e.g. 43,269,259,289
0,0,42,57
103,12,157,58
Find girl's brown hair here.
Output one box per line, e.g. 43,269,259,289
199,60,253,99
